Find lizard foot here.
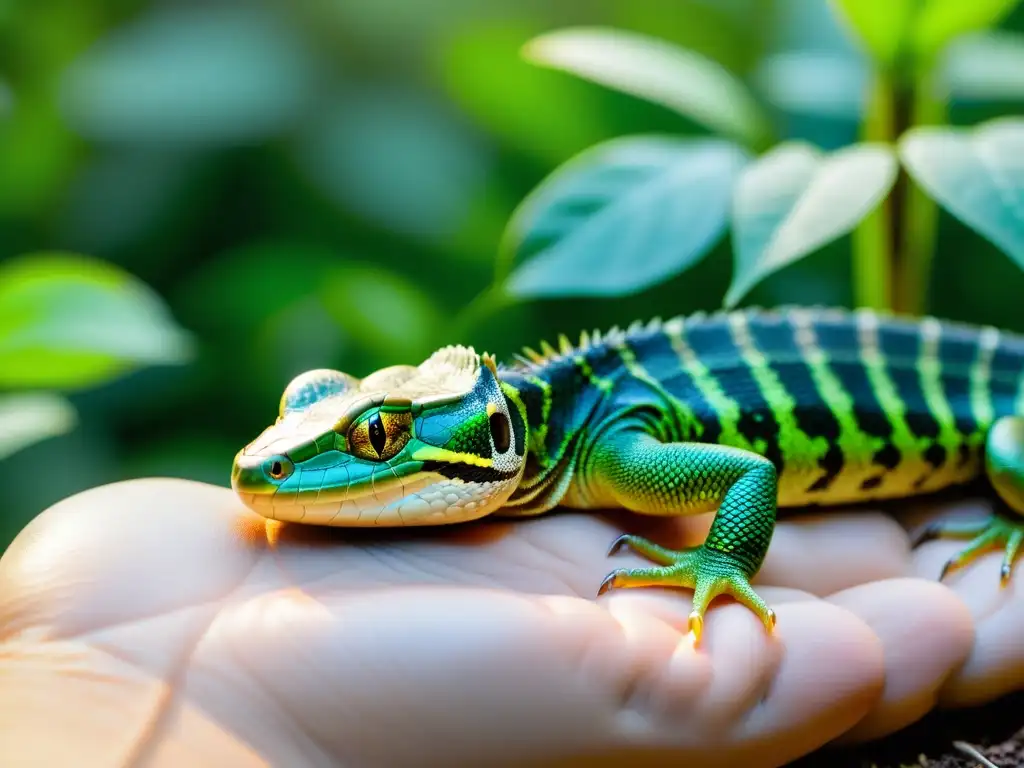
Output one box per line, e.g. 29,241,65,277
599,534,776,645
913,514,1024,585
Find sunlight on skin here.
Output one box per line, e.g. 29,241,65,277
828,579,974,743
0,479,1017,766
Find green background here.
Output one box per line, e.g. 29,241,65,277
2,0,1023,551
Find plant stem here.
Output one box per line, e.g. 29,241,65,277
895,81,945,315
887,81,916,313
853,67,940,316
852,72,896,310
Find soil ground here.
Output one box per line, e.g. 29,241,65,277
789,690,1024,768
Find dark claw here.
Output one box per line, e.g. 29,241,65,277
939,558,956,581
607,534,631,557
597,570,622,596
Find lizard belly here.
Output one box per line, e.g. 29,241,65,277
773,445,986,508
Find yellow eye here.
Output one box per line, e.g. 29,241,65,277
348,410,411,461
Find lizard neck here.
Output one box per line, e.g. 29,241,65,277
497,351,615,514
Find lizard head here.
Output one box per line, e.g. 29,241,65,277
231,346,528,526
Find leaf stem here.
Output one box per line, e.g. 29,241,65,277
887,83,915,313
853,66,938,316
852,72,896,310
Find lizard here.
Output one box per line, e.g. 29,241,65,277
231,305,1024,644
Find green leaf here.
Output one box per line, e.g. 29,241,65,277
831,0,916,67
940,31,1024,102
832,0,1021,66
522,27,772,149
754,51,867,120
503,135,749,299
912,0,1021,58
438,22,609,165
726,141,898,308
0,393,77,461
899,118,1024,269
59,5,317,145
0,253,193,389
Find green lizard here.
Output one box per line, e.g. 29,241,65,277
231,306,1024,644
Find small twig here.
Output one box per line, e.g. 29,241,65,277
953,740,1001,768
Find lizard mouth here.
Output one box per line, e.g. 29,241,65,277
235,470,443,526
234,463,512,527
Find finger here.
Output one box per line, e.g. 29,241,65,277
938,578,1024,708
190,586,884,768
599,577,976,748
904,500,1024,707
825,578,974,743
756,511,912,594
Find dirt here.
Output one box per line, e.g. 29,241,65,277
788,690,1024,768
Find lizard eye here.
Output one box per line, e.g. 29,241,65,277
489,411,510,454
368,413,387,455
348,409,411,461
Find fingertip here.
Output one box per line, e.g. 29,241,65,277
742,600,885,742
827,578,975,743
580,591,885,765
936,577,1024,707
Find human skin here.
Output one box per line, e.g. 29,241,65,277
0,479,1021,767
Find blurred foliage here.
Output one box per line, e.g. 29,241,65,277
500,136,749,299
0,252,190,387
501,1,1024,314
1,0,1024,553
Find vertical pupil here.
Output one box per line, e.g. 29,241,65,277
369,414,387,455
271,461,282,477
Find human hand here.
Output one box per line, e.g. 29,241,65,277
0,479,1019,767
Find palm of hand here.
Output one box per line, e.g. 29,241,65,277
1,479,1021,768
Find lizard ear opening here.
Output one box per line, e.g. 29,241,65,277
279,369,359,417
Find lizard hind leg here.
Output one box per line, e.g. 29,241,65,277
916,416,1024,585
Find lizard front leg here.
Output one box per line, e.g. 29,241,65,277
589,426,778,644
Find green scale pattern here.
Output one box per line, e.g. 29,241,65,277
593,434,777,578
495,306,1024,643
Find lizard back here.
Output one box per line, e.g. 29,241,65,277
499,306,1024,511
